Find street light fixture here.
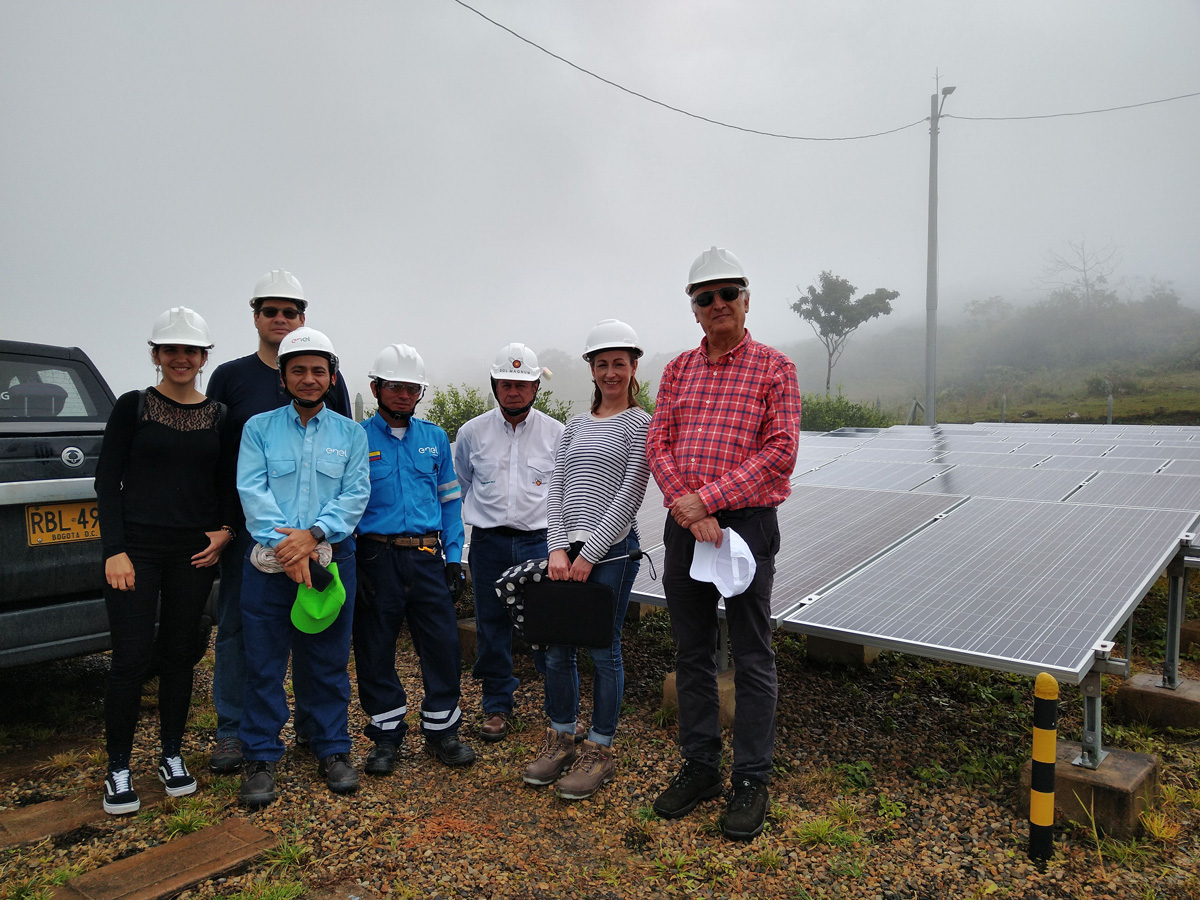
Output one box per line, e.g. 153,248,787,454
924,84,955,426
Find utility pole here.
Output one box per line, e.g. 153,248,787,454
925,84,955,426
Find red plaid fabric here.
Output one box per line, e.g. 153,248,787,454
647,330,801,512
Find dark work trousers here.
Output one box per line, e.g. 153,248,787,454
661,507,780,784
104,525,217,767
238,541,357,762
353,541,464,742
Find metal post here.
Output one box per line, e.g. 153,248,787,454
717,619,731,673
1029,673,1058,861
1163,555,1186,690
924,91,940,426
1107,394,1113,426
1000,394,1006,423
1073,669,1107,769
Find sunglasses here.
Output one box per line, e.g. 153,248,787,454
380,381,423,395
691,286,743,308
257,305,301,320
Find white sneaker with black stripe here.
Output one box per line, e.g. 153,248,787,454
158,755,198,797
103,768,140,815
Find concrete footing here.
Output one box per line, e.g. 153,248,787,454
1112,672,1200,729
1018,740,1158,839
662,668,736,729
805,635,881,667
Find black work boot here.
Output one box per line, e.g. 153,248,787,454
652,759,722,819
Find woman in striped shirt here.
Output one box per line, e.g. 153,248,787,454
521,319,652,800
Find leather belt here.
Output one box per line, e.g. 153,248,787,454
474,525,546,538
361,532,441,549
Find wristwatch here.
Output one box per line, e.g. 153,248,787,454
309,525,326,543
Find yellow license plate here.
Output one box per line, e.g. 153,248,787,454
26,501,101,546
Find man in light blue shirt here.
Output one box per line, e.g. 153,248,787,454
235,328,370,808
353,344,475,775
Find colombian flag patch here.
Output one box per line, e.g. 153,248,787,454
369,450,382,462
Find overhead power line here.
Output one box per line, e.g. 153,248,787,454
943,91,1200,122
451,0,1200,139
450,0,925,141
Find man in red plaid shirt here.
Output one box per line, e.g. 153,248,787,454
647,246,801,841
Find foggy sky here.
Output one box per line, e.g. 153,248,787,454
2,1,1198,407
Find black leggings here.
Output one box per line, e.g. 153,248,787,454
104,526,216,767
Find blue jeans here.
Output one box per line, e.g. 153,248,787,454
466,528,548,716
214,530,315,743
238,541,356,761
544,534,639,745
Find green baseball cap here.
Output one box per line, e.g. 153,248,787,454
291,561,346,634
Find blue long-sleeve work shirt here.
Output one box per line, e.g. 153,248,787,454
237,404,371,548
356,413,465,564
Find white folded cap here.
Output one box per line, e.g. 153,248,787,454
689,527,757,598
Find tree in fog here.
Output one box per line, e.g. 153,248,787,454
791,271,897,394
1040,238,1121,309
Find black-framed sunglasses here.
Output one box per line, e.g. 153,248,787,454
691,286,743,308
380,381,423,396
257,305,301,320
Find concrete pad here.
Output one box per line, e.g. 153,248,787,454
806,635,880,667
0,782,167,849
662,668,736,729
53,819,274,900
1018,740,1158,840
1112,672,1200,729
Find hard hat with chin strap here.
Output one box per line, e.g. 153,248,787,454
277,327,338,374
251,269,308,311
369,344,428,385
490,343,547,382
148,307,213,348
685,246,748,295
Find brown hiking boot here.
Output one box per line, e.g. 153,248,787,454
521,727,576,786
555,739,614,800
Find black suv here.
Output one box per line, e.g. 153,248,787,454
0,340,118,666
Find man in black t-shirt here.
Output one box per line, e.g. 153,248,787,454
206,270,353,774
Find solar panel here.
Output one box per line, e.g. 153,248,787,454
843,447,939,463
1035,455,1168,474
1096,444,1200,461
630,485,965,620
1012,442,1111,457
911,465,1090,501
1067,472,1200,513
1161,460,1200,477
931,450,1050,468
793,459,950,491
780,498,1197,682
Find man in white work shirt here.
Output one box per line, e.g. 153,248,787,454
454,343,563,743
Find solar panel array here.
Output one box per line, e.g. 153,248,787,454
630,421,1200,684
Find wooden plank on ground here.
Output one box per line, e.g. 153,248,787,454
52,819,273,900
0,782,167,849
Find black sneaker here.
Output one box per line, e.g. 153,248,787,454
240,760,277,808
158,755,198,797
364,741,399,776
424,734,476,767
318,753,359,794
103,768,140,815
209,736,243,773
652,759,722,819
723,777,769,840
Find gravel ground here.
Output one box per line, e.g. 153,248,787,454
3,582,1200,900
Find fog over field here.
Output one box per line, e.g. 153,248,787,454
2,2,1197,411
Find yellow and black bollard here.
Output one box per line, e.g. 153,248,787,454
1029,672,1059,861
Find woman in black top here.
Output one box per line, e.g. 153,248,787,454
94,307,236,814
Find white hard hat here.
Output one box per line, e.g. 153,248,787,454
490,343,546,382
582,319,643,361
369,344,428,385
277,326,338,373
685,246,749,295
148,307,213,348
251,269,308,311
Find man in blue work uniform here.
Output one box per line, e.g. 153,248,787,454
354,344,475,773
207,269,354,775
236,327,370,807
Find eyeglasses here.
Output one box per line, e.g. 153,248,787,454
380,381,423,395
691,286,743,308
257,306,301,320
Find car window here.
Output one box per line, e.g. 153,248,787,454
0,355,105,420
